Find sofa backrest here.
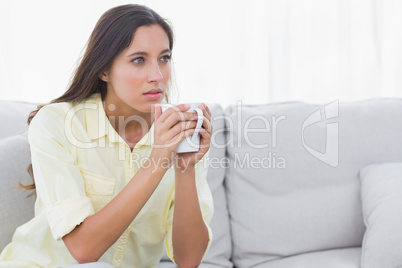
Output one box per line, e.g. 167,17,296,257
200,103,233,266
0,101,36,250
224,99,402,267
0,101,36,140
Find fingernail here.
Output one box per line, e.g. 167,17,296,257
185,104,191,109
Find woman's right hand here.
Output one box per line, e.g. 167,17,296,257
151,104,199,170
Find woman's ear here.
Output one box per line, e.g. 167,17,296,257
99,71,109,82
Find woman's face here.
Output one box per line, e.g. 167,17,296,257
102,24,171,114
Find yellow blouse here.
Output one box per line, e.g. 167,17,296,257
0,93,213,268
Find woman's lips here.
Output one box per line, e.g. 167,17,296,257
143,92,162,100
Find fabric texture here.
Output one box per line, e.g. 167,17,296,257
360,163,402,268
0,93,213,268
224,99,402,267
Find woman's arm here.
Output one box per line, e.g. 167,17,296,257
63,104,196,262
62,155,168,263
171,103,214,267
172,167,209,268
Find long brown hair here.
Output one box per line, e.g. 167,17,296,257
23,4,175,190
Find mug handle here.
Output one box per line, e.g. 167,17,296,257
191,108,204,144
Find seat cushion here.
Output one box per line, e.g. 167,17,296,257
254,247,361,268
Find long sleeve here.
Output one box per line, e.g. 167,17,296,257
28,104,95,240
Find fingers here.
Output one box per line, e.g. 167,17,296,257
201,116,213,134
164,112,197,130
152,127,197,162
199,103,210,121
165,118,207,150
154,104,162,121
154,103,213,151
168,127,197,149
197,103,212,152
197,126,212,152
157,104,191,123
157,105,195,134
198,103,211,120
175,119,199,131
197,103,213,134
167,119,199,141
157,103,210,128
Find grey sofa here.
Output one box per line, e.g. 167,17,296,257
2,99,402,268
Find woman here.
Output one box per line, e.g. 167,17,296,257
0,4,213,268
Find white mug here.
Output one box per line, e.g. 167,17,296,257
160,103,204,153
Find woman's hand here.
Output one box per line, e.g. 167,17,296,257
174,103,213,172
151,104,200,170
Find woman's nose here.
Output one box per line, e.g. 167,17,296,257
147,63,163,83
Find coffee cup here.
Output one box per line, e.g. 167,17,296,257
160,103,204,153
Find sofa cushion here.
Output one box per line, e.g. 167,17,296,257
360,163,402,268
0,132,35,251
255,247,361,268
224,99,402,267
201,103,232,267
159,103,232,267
0,101,36,141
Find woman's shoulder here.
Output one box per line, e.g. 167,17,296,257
31,94,101,126
39,101,74,116
29,102,75,131
28,95,101,139
27,103,72,144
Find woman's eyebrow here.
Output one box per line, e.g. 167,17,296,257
127,51,147,57
127,49,171,57
160,48,171,55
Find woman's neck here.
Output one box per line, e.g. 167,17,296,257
102,93,153,149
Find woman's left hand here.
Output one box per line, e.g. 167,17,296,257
174,103,212,172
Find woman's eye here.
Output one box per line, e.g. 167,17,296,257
132,57,144,64
160,55,171,62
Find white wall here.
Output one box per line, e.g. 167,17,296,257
1,0,401,109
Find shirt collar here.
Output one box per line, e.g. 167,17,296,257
84,93,156,148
